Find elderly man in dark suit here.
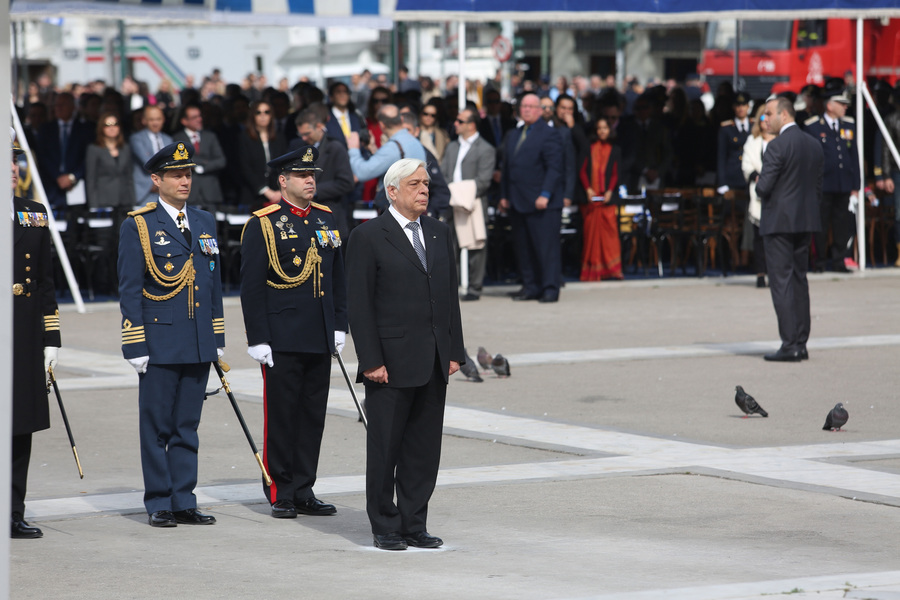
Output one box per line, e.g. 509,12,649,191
171,104,226,212
35,92,94,209
441,107,496,301
346,158,465,551
500,92,564,303
290,106,355,241
755,96,824,362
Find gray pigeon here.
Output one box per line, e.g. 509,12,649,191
735,385,768,418
491,354,510,378
477,347,493,371
460,349,483,382
823,402,848,431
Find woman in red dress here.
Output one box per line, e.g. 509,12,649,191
579,116,624,280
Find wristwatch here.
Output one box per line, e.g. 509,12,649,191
67,173,76,184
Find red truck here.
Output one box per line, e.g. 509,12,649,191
698,19,900,98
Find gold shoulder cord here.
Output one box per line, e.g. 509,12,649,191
134,215,196,318
259,216,321,297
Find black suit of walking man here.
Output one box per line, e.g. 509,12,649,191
755,97,824,362
346,158,465,551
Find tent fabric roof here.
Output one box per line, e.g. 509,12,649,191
9,0,393,27
394,0,900,23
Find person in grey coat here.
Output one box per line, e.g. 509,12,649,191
440,107,496,301
130,106,173,206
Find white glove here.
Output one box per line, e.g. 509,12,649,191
44,347,59,372
848,192,859,215
248,344,274,367
716,185,730,195
128,355,150,374
217,347,225,359
334,331,346,355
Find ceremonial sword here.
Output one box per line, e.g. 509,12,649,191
334,352,367,429
46,366,83,479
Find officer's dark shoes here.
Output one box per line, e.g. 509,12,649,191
148,510,177,528
173,508,216,525
296,497,336,516
373,532,407,551
11,514,42,539
271,500,297,519
403,531,443,548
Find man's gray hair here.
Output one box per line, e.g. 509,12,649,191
383,158,429,198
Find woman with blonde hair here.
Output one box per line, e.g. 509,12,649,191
741,103,775,288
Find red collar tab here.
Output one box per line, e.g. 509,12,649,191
283,199,311,218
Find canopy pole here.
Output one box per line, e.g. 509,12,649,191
733,20,740,91
457,19,469,292
856,18,866,271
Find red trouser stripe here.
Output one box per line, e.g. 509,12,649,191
261,363,277,502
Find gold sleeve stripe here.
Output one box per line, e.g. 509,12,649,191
122,337,146,345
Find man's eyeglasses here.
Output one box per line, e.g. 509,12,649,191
454,118,469,124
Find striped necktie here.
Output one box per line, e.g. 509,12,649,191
405,222,427,270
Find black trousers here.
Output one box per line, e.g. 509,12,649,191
11,433,32,518
511,208,562,297
814,192,854,268
365,358,446,535
764,233,812,353
261,351,331,504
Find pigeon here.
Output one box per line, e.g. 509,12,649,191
491,354,510,378
459,349,483,382
734,385,768,418
477,347,493,371
823,402,848,431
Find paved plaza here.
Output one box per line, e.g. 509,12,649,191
10,270,900,599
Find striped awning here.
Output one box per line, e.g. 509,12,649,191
10,0,394,28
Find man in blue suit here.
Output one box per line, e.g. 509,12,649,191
324,82,364,149
129,106,173,206
35,92,94,209
118,142,226,527
499,93,563,303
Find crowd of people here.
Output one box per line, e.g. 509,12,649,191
13,66,900,299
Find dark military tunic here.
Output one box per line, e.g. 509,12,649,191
717,119,752,190
12,197,60,436
240,199,348,504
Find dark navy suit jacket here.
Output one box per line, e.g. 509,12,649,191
499,119,563,214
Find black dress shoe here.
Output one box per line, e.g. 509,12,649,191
402,531,443,548
11,517,42,539
800,347,809,360
295,497,336,516
271,500,297,519
511,293,540,301
460,293,480,301
763,348,802,362
373,532,407,551
538,292,559,303
173,508,216,525
148,510,177,528
756,275,767,288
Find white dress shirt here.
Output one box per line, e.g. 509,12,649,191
388,204,426,252
452,132,480,183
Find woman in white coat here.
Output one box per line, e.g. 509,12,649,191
742,104,776,288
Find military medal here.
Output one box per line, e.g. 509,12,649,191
316,218,328,229
198,233,219,255
16,211,48,227
293,255,302,267
164,261,174,272
155,236,170,245
327,230,341,247
280,215,288,222
315,230,329,247
209,260,216,272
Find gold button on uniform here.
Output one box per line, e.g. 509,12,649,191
25,254,30,259
194,286,199,291
195,302,200,307
25,278,31,283
25,266,30,272
154,318,158,322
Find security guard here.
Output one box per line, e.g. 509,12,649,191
716,92,753,198
240,146,348,519
118,142,225,528
10,132,60,539
804,91,860,272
